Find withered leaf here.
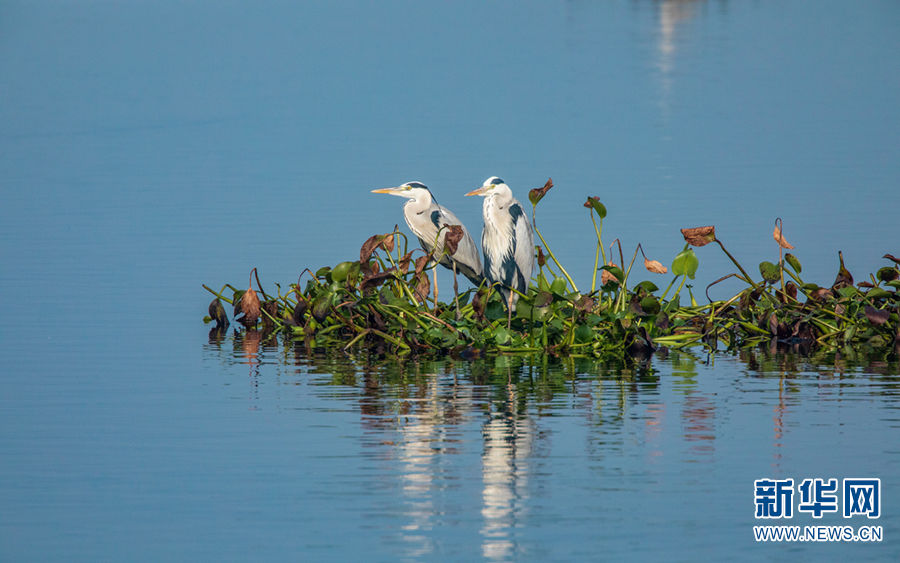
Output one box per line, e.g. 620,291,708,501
644,257,668,274
208,298,229,328
858,281,875,289
884,253,900,266
261,301,279,328
680,226,717,247
360,268,395,293
773,219,794,249
360,234,383,263
528,178,553,207
583,196,607,218
414,272,430,302
292,296,308,324
444,225,463,256
414,255,430,275
472,289,486,322
575,295,595,313
601,262,620,286
832,250,853,289
236,287,260,328
865,306,889,326
382,233,395,253
398,251,414,274
536,246,546,268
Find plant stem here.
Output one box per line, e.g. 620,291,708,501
532,204,578,292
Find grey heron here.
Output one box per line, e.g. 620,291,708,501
466,176,534,325
371,181,484,308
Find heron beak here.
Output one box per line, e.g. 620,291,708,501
371,187,402,195
465,186,487,196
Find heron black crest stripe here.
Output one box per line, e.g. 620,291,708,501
490,177,505,185
406,182,427,189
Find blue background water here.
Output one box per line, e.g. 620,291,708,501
1,0,898,560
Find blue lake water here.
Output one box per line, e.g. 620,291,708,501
1,0,899,560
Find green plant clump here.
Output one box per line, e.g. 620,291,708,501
204,181,900,360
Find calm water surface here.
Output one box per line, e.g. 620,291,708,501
1,0,898,560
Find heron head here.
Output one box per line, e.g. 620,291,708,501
371,181,430,199
465,176,507,197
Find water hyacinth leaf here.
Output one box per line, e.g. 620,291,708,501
634,280,659,294
758,261,781,284
680,226,717,247
883,253,900,265
414,255,430,275
574,324,593,343
315,266,332,279
414,273,430,302
583,196,607,218
292,296,308,324
208,298,229,328
785,253,802,274
671,249,699,279
837,286,858,299
866,287,892,300
528,178,553,206
494,327,512,346
575,295,595,313
550,277,567,295
331,261,355,283
644,258,667,274
534,291,554,308
311,292,331,323
865,306,890,326
398,251,414,274
640,296,661,315
833,250,853,289
876,266,898,283
536,246,546,268
444,225,463,255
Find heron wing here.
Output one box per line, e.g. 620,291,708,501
510,203,534,294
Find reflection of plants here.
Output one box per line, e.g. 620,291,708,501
204,181,900,359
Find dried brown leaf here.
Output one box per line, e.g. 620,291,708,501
601,262,619,285
414,255,430,275
382,233,395,253
208,298,229,328
398,251,414,274
644,258,668,274
865,306,889,326
536,246,546,268
360,235,382,263
236,287,260,328
773,224,794,249
360,268,395,293
414,273,430,302
832,250,853,289
680,226,717,247
575,295,595,313
884,253,900,265
444,225,463,256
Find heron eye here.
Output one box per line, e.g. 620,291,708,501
404,185,411,190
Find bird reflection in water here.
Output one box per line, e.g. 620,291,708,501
481,382,534,561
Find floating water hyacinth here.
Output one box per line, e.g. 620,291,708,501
203,179,900,358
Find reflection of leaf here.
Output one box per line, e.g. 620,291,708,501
644,258,667,274
528,178,553,206
680,226,717,247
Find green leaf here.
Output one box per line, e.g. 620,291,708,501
759,261,780,284
640,296,661,315
876,266,899,283
494,327,512,345
671,249,699,279
785,253,802,274
634,280,659,294
584,197,607,219
574,324,594,343
837,286,858,298
315,266,332,279
865,287,892,300
550,277,567,295
887,280,900,290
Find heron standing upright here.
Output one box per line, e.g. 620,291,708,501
466,176,534,326
371,181,484,309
